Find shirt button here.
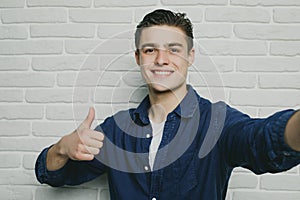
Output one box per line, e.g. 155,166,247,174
283,151,291,156
144,165,149,171
146,133,151,138
152,198,157,200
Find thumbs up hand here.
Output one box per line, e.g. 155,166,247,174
58,107,104,161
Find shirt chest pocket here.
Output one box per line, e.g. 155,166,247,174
171,152,198,195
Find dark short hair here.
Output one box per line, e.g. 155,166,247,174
135,9,194,52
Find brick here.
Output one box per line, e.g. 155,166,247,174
228,174,258,189
64,39,100,54
98,24,135,39
274,9,300,23
0,121,30,136
32,122,76,137
100,189,110,200
44,104,115,122
27,0,91,7
99,55,138,71
237,57,300,72
95,104,118,120
261,175,300,191
0,137,57,151
65,39,132,54
230,90,300,107
231,0,300,6
189,73,256,88
0,186,32,200
192,56,234,72
259,74,300,89
0,73,54,87
0,89,23,102
205,7,270,23
32,56,99,71
198,40,267,56
30,24,95,38
194,24,232,38
0,25,27,39
271,41,300,56
259,107,298,118
57,71,121,87
0,57,29,71
161,0,227,5
25,89,89,103
122,72,145,87
173,7,204,22
1,8,67,23
0,40,63,55
235,25,300,40
230,106,258,118
45,105,92,121
69,9,132,23
135,8,203,23
35,188,98,200
23,154,38,169
0,105,44,119
232,191,300,200
95,0,156,7
0,0,24,8
0,154,21,168
0,170,38,184
94,87,147,103
225,192,231,200
193,86,228,103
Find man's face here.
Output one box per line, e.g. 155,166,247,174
135,25,194,93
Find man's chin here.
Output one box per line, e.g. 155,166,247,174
148,83,172,93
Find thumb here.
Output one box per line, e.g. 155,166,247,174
82,107,95,128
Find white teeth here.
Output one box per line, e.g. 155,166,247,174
154,71,172,75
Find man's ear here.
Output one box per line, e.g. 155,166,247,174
135,50,140,66
188,48,195,67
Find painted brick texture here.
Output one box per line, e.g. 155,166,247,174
0,1,299,200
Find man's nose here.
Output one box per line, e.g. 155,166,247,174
155,49,169,66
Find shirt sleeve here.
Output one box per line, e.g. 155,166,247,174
220,106,300,174
35,144,107,187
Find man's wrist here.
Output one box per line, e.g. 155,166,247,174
46,140,69,171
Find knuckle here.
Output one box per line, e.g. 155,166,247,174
73,152,81,160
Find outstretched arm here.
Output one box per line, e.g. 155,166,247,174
285,110,300,152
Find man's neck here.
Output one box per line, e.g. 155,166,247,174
148,85,188,123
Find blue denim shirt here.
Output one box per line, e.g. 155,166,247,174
35,86,300,200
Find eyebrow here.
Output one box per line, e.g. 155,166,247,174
140,42,184,49
167,43,183,48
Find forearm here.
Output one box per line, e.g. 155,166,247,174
284,110,300,152
46,138,69,171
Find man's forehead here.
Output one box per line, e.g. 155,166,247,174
139,25,187,47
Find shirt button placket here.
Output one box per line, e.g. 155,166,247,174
144,165,149,171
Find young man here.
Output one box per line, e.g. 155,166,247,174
35,9,300,200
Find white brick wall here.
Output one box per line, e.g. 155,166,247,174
0,1,299,200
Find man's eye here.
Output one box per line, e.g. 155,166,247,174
169,48,179,53
143,48,155,54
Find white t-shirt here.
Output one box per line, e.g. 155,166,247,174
149,120,165,171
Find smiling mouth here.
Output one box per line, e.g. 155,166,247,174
151,70,174,76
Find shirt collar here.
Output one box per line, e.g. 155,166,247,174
133,85,200,125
